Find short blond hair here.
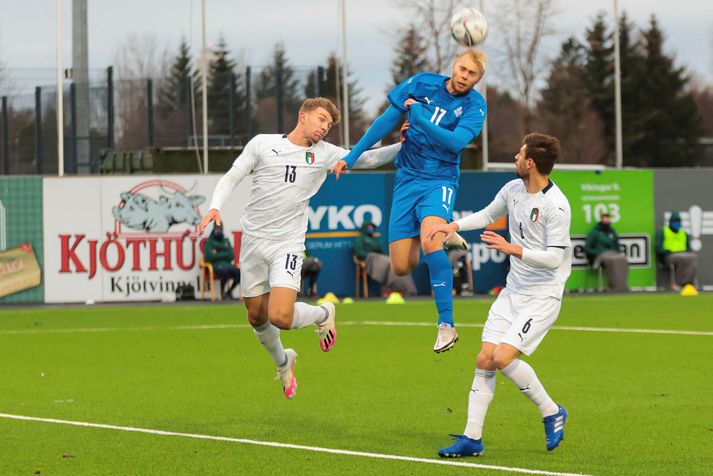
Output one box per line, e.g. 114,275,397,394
456,49,486,78
300,97,341,125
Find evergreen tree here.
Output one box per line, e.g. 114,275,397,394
630,16,702,166
303,53,367,144
254,43,302,132
207,35,246,137
583,13,615,159
389,25,429,86
157,38,195,117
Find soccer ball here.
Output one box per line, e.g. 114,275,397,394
450,8,488,46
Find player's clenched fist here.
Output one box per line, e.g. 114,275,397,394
199,208,222,234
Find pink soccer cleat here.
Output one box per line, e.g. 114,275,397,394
316,302,337,352
276,349,298,399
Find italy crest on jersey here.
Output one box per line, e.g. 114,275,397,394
530,208,540,222
305,151,315,165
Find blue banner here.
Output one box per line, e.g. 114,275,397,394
306,171,515,297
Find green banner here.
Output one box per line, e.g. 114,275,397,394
551,170,655,290
0,177,44,303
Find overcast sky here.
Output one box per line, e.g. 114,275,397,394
0,0,711,115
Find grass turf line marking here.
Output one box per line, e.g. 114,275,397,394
346,321,713,337
0,324,250,335
2,321,713,337
0,413,589,476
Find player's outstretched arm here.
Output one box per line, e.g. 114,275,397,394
352,143,401,170
332,105,403,179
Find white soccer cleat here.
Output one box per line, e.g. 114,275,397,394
276,348,298,399
434,323,459,353
446,231,468,250
316,302,337,352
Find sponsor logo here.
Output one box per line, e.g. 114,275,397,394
571,234,651,268
307,205,383,234
57,180,241,282
112,180,205,235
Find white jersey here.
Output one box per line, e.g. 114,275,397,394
458,179,572,298
209,134,399,242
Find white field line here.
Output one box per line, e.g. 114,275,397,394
1,321,712,337
0,324,250,335
0,412,590,476
345,321,713,337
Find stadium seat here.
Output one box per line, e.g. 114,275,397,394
353,256,368,298
199,257,217,302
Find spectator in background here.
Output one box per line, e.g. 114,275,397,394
655,211,698,290
446,242,475,296
301,251,322,298
204,224,241,300
354,221,417,296
584,213,629,292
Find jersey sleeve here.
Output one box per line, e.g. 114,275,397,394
457,95,487,137
208,137,262,211
455,183,510,231
386,74,421,113
545,204,572,248
322,142,349,169
231,136,262,175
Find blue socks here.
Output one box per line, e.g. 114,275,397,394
424,249,454,326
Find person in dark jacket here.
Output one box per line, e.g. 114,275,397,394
354,221,416,295
583,213,628,292
204,225,241,299
655,211,698,290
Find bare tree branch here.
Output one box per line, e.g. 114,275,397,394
397,0,459,73
491,0,558,130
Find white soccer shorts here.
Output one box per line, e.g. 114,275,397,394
239,234,305,298
481,287,562,356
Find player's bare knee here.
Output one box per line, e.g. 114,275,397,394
493,349,517,370
476,350,496,370
269,308,293,330
247,311,266,328
392,262,413,276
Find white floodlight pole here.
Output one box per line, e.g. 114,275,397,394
480,0,489,170
56,0,65,176
613,0,623,169
201,0,209,173
340,0,350,147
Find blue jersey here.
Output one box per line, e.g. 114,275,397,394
387,72,486,181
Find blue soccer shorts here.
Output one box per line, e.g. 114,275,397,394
388,175,458,243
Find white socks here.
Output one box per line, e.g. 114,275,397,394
290,302,328,329
464,369,496,440
253,321,287,368
500,359,559,417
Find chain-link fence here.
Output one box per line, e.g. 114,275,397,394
0,65,340,175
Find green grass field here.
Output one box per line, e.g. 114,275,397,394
1,294,712,475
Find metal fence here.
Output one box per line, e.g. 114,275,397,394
0,65,330,175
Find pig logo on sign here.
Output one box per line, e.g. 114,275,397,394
112,181,205,233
